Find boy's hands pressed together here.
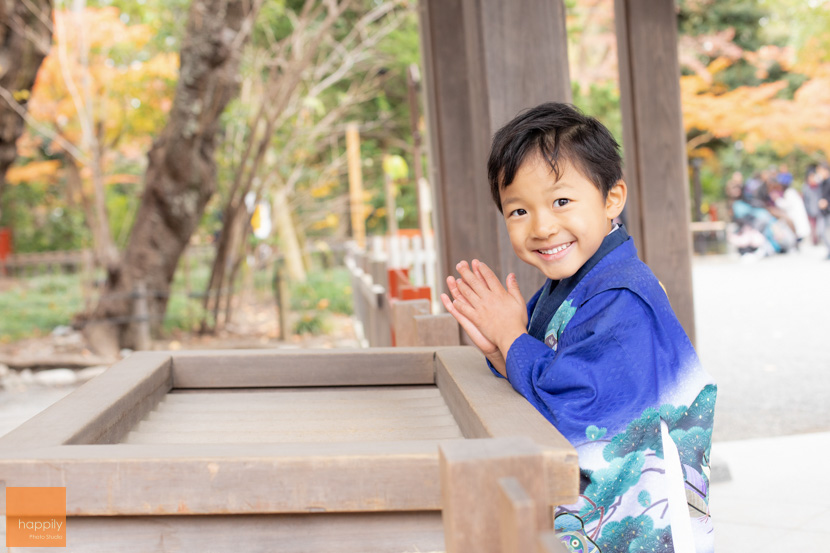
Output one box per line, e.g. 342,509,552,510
441,259,527,367
441,271,499,356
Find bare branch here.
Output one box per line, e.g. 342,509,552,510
229,0,266,53
308,2,405,97
53,9,94,153
310,0,401,82
21,0,54,34
0,85,89,163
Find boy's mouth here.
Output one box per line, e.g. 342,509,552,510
535,241,573,259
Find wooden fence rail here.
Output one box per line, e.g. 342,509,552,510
346,238,459,348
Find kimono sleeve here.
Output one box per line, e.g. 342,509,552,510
503,288,663,443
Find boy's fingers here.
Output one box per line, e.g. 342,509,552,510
443,294,495,351
471,259,487,284
455,261,486,296
447,277,471,305
440,293,456,313
442,293,468,318
446,275,459,295
455,276,480,305
442,294,473,327
475,260,503,291
506,273,525,303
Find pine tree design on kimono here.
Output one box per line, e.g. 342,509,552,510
554,384,717,553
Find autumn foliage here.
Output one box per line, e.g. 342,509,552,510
8,7,177,191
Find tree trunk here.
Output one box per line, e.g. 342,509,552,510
273,186,306,281
202,198,248,332
82,0,255,356
0,0,53,217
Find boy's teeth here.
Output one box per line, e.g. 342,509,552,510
540,243,570,255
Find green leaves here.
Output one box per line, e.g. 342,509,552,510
585,425,607,441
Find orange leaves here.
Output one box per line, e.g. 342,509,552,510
681,47,830,157
683,75,787,139
5,161,62,185
27,6,178,157
53,8,155,53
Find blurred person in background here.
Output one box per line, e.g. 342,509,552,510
728,170,797,257
817,162,830,259
768,170,810,249
803,164,823,246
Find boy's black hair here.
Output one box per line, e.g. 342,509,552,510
487,102,623,212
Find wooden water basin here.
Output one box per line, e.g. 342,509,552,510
0,347,578,552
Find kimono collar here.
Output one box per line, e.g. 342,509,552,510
528,224,630,342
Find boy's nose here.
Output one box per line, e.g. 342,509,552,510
532,214,559,238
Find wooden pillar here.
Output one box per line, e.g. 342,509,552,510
419,0,571,300
615,0,696,343
346,122,366,249
383,152,399,238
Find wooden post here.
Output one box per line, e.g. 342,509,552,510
346,122,366,249
81,249,94,312
414,313,460,347
615,0,697,343
391,298,431,347
407,63,431,243
420,0,571,309
369,257,392,347
383,153,399,238
346,248,365,346
538,531,570,553
133,280,152,351
440,437,551,553
499,477,541,553
273,258,291,341
691,157,703,223
183,246,193,325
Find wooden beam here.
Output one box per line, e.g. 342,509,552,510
615,0,697,343
37,512,445,553
434,347,579,507
0,441,446,515
419,0,571,303
170,348,435,388
0,352,172,448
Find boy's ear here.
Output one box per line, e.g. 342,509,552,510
605,179,627,219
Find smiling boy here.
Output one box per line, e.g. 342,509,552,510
442,103,716,553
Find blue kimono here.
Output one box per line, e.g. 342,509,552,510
495,226,716,553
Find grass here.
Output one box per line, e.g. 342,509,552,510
289,267,353,315
288,267,353,336
0,263,354,341
0,274,84,342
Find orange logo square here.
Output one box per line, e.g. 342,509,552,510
6,487,66,547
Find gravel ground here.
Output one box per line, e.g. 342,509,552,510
0,382,79,438
694,242,830,442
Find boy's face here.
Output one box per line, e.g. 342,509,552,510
500,155,626,282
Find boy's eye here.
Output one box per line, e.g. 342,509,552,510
554,198,570,207
509,208,527,217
